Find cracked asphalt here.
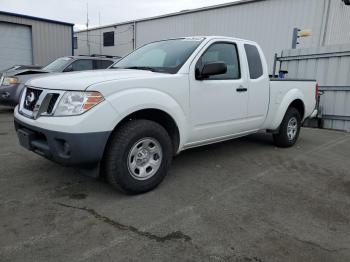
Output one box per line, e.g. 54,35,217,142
1,105,350,262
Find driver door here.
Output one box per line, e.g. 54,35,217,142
188,40,249,144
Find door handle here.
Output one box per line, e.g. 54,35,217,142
236,86,248,92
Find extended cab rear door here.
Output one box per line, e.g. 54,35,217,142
188,39,249,143
243,43,269,129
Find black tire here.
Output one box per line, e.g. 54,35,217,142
102,120,173,194
273,107,301,148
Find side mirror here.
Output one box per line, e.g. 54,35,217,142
196,62,227,80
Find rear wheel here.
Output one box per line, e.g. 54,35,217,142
273,107,301,148
103,120,173,194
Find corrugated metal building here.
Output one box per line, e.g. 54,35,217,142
75,22,133,58
74,0,350,69
0,11,74,70
74,0,350,132
279,44,350,132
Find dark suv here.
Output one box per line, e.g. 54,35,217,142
0,56,118,106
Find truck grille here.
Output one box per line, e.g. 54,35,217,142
20,86,64,119
46,94,60,114
23,88,43,111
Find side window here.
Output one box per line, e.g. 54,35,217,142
93,60,114,69
103,31,114,47
244,44,263,79
197,42,240,80
69,60,93,71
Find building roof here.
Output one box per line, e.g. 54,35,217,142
0,10,74,26
75,0,265,33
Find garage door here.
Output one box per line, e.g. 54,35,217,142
0,22,33,70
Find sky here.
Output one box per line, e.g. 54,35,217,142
0,0,237,30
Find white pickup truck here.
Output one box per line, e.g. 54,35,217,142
14,36,318,194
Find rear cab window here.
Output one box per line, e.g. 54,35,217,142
65,59,93,72
244,44,263,79
93,60,114,69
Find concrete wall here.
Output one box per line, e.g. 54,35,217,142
0,12,73,67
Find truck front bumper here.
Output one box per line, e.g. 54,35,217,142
14,118,111,167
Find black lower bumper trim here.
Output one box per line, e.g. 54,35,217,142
0,83,22,106
14,118,111,167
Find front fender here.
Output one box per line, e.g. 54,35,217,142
106,88,188,150
269,89,305,130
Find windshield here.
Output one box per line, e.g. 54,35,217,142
112,38,204,74
42,57,73,72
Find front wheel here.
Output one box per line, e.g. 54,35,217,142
273,107,301,148
103,120,173,194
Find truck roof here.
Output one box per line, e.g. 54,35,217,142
164,36,259,45
66,56,119,61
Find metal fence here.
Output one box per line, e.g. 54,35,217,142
276,44,350,132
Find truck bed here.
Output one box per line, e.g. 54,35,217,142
262,79,317,130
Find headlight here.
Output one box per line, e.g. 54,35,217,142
54,91,104,116
2,76,18,86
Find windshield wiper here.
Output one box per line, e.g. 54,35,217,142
113,66,170,74
122,66,156,72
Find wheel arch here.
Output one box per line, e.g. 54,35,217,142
267,89,306,131
289,99,305,120
103,107,182,161
113,108,181,155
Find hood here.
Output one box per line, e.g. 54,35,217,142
27,69,165,91
4,69,49,77
0,70,51,85
15,69,48,76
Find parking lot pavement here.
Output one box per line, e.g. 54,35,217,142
1,106,350,262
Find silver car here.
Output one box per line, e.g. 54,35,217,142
0,56,118,106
